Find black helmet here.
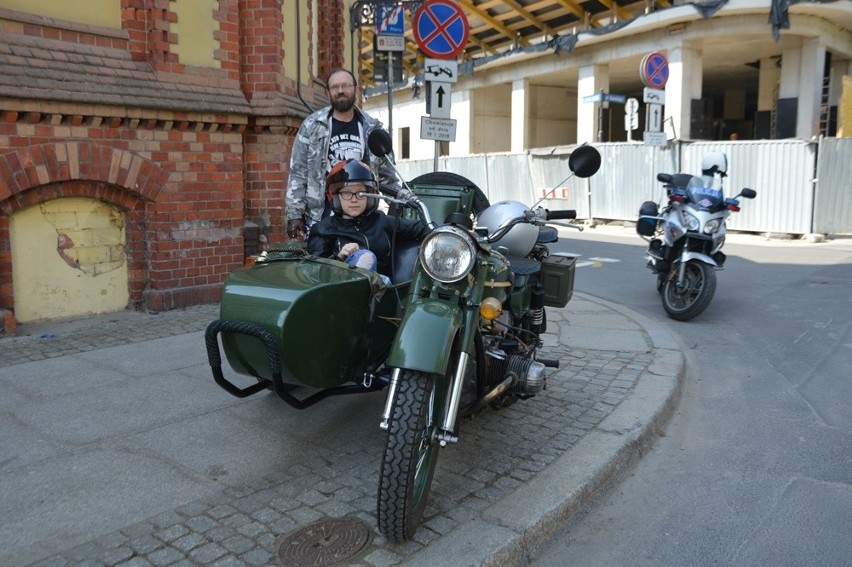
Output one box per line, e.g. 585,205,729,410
326,159,378,215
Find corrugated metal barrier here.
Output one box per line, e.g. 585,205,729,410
396,139,852,235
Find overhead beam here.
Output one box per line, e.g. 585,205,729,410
456,0,531,46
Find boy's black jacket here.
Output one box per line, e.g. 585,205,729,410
306,211,430,276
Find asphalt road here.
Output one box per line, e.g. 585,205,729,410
530,225,852,565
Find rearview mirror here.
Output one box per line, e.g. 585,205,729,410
569,145,601,178
368,129,393,158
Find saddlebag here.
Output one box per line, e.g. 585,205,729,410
540,254,576,308
637,201,659,236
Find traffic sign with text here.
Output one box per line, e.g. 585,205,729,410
420,116,457,141
376,35,405,52
377,4,405,35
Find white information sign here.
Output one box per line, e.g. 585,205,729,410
643,87,665,105
644,131,667,146
646,103,663,132
420,116,457,142
427,82,452,119
423,58,458,83
376,35,405,52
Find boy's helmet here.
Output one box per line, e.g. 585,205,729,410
326,159,378,215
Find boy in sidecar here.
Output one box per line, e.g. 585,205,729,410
306,159,430,284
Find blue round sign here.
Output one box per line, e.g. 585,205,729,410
640,51,669,89
412,0,469,60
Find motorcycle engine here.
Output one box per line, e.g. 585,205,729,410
478,200,539,257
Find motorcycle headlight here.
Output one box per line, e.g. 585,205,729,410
684,213,700,232
419,225,477,283
703,218,722,234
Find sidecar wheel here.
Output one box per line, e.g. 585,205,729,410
377,371,441,543
661,261,716,321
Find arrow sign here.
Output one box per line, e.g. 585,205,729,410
427,81,452,119
646,103,662,132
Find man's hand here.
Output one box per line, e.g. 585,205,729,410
287,219,305,241
338,242,360,260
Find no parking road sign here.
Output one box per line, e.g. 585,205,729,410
640,51,669,89
413,0,469,60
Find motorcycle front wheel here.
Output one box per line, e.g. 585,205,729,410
377,370,442,542
661,260,716,321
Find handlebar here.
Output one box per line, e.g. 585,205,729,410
545,209,577,221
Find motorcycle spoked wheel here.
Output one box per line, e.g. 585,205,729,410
377,371,442,543
661,260,717,321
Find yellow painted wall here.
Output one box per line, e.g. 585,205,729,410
840,75,851,138
10,198,129,323
283,0,311,83
0,0,120,28
170,0,219,68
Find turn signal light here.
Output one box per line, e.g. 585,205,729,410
480,297,503,320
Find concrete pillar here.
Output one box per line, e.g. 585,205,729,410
511,78,529,152
779,38,826,138
577,64,609,144
757,57,781,111
665,44,702,139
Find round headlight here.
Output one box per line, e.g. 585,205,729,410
703,218,722,234
684,213,700,231
419,226,477,283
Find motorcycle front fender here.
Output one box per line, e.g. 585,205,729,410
681,250,718,266
387,298,462,375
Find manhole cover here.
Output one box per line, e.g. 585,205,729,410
277,517,372,566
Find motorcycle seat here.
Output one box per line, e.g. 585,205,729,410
507,256,541,276
537,226,558,244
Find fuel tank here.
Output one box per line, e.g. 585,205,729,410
218,257,393,388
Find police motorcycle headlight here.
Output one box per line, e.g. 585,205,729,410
703,218,723,234
684,212,701,232
419,225,477,283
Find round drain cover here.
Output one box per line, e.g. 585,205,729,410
277,517,372,566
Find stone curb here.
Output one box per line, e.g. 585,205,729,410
404,293,687,566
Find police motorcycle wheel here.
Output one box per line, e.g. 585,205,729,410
661,260,717,321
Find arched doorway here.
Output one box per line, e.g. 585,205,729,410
10,197,129,322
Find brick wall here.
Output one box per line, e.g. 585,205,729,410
0,0,336,320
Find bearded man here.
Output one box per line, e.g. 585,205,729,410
285,68,400,240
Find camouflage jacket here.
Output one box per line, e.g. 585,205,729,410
285,105,400,227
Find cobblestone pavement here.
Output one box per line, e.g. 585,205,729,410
1,297,681,567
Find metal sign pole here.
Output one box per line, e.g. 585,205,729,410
386,52,393,139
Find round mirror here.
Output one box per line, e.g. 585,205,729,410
568,145,601,179
367,129,393,158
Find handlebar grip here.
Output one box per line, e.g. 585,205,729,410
546,209,577,220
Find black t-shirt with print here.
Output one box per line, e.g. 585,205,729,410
327,117,364,172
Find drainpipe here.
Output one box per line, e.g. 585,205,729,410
295,0,314,114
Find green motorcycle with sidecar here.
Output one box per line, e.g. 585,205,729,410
204,131,601,542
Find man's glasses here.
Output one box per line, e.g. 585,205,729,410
328,83,355,92
338,190,366,201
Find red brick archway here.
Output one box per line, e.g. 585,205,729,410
0,142,168,311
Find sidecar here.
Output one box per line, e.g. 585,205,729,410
205,175,480,407
205,246,413,406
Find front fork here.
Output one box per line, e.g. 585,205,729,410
379,303,479,447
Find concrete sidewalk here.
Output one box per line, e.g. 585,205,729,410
0,292,684,567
